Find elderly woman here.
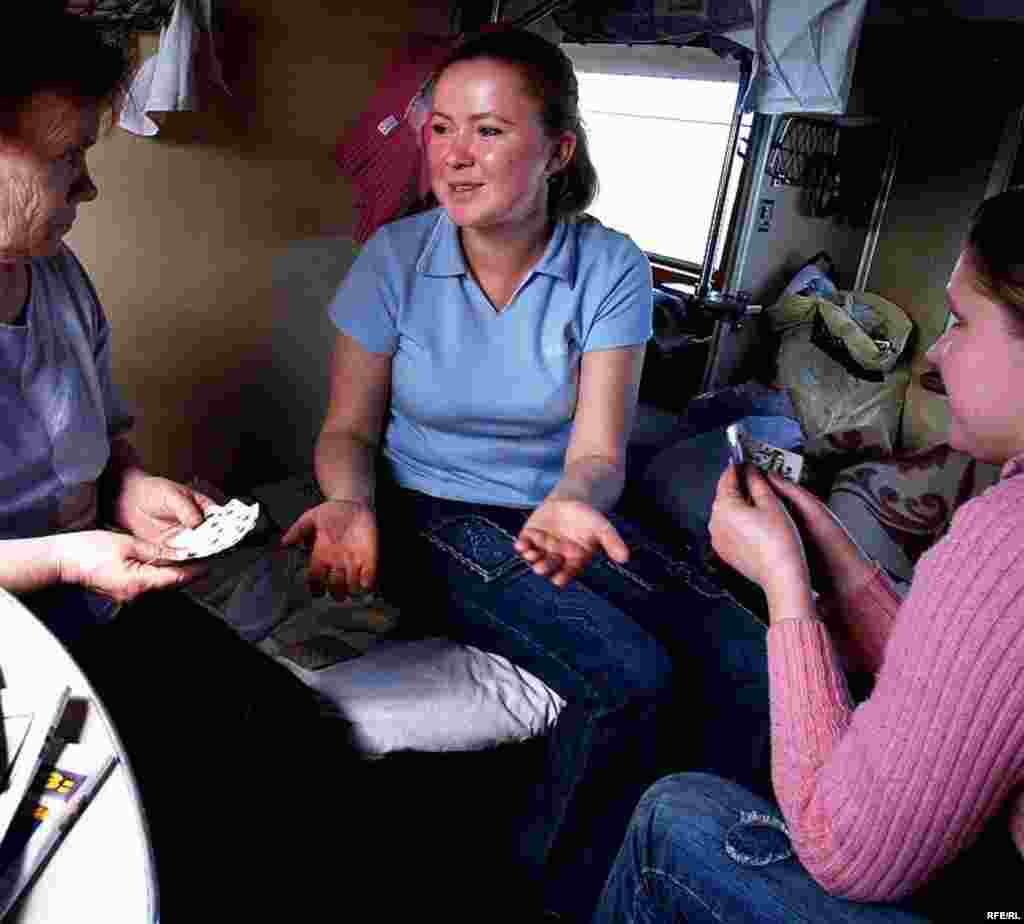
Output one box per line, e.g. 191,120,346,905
0,15,208,619
1,11,340,916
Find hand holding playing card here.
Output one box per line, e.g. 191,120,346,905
113,469,217,544
762,472,876,597
709,464,811,613
737,433,805,484
163,499,261,560
54,530,206,603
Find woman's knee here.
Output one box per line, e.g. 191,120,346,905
606,774,741,916
636,771,724,810
630,772,766,851
618,774,792,910
626,774,796,899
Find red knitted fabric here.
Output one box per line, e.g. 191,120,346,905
336,34,460,244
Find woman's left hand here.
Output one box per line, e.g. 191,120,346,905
709,464,810,605
515,499,629,588
113,470,216,544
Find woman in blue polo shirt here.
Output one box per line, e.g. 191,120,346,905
284,28,769,922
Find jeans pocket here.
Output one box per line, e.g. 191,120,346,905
421,514,532,584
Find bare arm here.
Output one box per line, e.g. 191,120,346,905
1,438,204,596
0,537,61,593
547,345,645,512
282,332,392,597
0,531,199,600
516,345,645,586
313,332,392,506
761,472,896,673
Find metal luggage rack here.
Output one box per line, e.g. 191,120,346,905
765,116,840,188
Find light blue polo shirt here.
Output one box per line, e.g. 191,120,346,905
328,208,652,508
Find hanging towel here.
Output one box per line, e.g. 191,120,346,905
729,0,869,114
119,0,228,137
336,34,461,244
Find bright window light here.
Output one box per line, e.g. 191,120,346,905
576,72,739,266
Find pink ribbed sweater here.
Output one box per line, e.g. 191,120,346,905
768,457,1024,901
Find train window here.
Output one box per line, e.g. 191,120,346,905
565,43,750,282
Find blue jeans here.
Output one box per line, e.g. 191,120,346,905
593,773,1024,923
625,385,803,565
592,773,933,924
628,383,800,469
376,482,772,922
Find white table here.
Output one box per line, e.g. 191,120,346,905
0,590,158,922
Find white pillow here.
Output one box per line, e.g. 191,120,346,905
277,637,566,757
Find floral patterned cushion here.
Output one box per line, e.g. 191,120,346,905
804,424,892,461
826,443,1000,583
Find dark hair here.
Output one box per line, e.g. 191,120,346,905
965,186,1024,337
0,10,133,138
439,28,598,222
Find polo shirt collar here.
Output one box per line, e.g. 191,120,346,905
534,220,576,287
417,210,577,288
417,211,467,277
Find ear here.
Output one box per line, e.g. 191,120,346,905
547,130,577,177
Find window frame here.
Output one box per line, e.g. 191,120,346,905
567,48,753,296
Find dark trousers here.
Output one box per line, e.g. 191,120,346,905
375,481,772,922
62,590,364,919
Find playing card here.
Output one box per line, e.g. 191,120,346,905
165,500,261,560
738,434,805,484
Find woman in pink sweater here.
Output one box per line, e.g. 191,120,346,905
592,188,1024,922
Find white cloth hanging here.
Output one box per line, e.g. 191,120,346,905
119,0,227,137
728,0,869,114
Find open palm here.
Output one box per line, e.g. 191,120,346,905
515,498,629,587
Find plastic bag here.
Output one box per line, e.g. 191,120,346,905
815,292,913,376
782,254,839,301
768,290,913,453
769,291,912,372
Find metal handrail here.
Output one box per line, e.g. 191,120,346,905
696,59,749,298
510,0,574,30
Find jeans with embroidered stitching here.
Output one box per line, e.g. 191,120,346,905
376,483,772,922
593,772,1024,923
592,773,935,924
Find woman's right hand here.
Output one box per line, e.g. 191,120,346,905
763,472,876,597
280,500,379,598
54,530,204,603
